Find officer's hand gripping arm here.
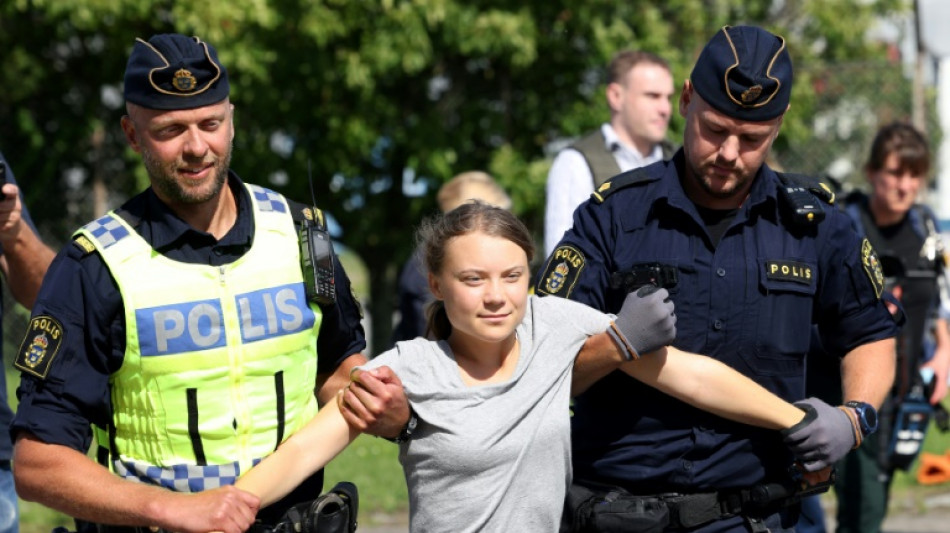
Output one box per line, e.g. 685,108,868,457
781,397,861,472
605,285,677,361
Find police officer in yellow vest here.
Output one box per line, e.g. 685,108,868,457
10,34,410,533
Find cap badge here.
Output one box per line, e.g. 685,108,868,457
741,85,762,103
172,68,198,92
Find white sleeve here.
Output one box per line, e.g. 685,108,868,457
544,149,595,256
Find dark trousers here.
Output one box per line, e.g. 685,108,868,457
834,434,891,533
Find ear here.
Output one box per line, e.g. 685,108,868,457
229,103,236,142
606,82,624,112
678,80,692,118
120,115,142,153
428,272,443,300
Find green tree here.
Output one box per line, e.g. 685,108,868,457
0,0,911,354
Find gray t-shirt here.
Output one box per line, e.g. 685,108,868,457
365,295,611,532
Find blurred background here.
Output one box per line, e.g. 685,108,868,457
7,0,950,529
0,0,946,368
2,0,948,355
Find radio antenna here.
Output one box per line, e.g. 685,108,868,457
307,159,317,206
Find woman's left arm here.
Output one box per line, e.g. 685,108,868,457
236,393,362,507
619,346,806,429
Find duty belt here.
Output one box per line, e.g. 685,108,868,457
639,487,790,529
570,476,829,532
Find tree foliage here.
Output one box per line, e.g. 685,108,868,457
0,0,911,353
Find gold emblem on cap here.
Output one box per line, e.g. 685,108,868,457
172,69,197,92
741,85,762,103
720,25,786,109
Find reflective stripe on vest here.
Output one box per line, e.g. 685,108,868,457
81,183,321,491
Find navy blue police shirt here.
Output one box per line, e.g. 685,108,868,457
536,151,899,492
11,172,366,455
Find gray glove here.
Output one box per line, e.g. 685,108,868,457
781,397,858,472
606,285,676,361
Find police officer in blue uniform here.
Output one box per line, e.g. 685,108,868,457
538,26,900,532
10,34,409,533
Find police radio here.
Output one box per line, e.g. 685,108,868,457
779,185,825,226
299,162,336,307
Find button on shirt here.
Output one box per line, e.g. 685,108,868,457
544,123,666,255
12,174,366,452
544,152,899,492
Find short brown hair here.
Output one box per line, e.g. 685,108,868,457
607,50,670,86
866,122,930,177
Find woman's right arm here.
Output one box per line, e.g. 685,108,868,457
236,394,362,507
619,346,806,430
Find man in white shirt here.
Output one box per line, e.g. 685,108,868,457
544,50,675,255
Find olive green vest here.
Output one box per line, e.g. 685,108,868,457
571,129,675,188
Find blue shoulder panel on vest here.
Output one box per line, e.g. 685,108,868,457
81,214,131,249
247,184,288,214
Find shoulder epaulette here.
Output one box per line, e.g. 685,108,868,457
591,168,657,203
71,234,97,256
777,172,836,205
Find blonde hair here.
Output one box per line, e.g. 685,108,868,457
436,171,512,213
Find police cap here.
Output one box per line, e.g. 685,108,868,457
124,34,229,110
690,25,792,122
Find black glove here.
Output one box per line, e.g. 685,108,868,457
781,397,858,472
606,285,676,361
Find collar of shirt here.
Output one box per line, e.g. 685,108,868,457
601,123,665,171
644,150,781,225
133,171,254,263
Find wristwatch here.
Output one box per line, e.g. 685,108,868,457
844,401,879,437
385,407,418,444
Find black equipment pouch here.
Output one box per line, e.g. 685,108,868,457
609,263,678,293
561,482,670,533
298,206,336,307
887,395,932,471
273,481,359,533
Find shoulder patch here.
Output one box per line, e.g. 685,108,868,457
591,168,656,203
860,238,885,298
72,235,97,255
15,315,65,379
536,246,586,297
